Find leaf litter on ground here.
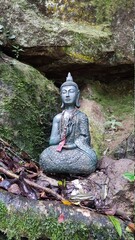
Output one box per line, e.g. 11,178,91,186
0,137,133,228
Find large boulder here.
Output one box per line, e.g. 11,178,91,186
0,0,134,81
98,156,134,217
0,55,60,159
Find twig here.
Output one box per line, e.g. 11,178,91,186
0,167,65,201
0,138,10,147
5,147,24,163
0,138,36,163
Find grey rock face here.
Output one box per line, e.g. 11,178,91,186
113,133,135,160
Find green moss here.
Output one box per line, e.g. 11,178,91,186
91,0,134,23
0,60,60,160
0,201,89,240
62,25,112,63
68,52,94,62
0,200,133,240
33,0,134,24
81,78,133,157
82,79,133,119
90,120,105,158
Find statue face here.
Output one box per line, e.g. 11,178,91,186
61,85,78,106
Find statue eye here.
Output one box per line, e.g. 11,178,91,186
62,90,67,94
69,89,75,93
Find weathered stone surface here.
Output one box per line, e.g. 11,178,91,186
80,98,105,157
65,157,134,219
112,133,135,160
0,0,134,81
111,8,134,62
98,156,134,217
0,55,60,159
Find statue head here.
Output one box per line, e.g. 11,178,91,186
60,73,80,108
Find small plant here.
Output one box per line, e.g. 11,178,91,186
12,45,24,59
0,24,16,46
105,117,122,131
123,172,135,182
58,179,66,188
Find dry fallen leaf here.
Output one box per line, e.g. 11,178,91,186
126,222,135,233
61,199,72,206
8,183,21,195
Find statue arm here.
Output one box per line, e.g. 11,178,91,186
78,113,91,146
49,115,61,145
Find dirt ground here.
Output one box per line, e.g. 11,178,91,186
104,115,134,154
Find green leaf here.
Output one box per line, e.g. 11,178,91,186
0,24,4,30
115,122,122,127
8,34,16,40
0,40,3,45
123,172,135,182
108,215,122,237
58,180,63,186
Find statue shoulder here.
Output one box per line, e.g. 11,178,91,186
53,113,62,123
77,110,88,120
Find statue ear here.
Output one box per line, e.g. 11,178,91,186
76,90,80,108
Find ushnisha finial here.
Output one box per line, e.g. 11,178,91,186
66,72,73,82
60,72,79,92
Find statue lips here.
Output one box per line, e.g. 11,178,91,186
65,98,71,101
64,98,72,103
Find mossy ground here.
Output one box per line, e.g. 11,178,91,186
81,77,133,157
82,78,133,119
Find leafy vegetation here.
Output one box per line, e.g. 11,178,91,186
104,117,122,131
0,23,23,59
0,24,16,47
12,45,24,59
123,172,135,182
108,215,122,238
82,78,133,119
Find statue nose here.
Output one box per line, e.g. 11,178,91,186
66,91,69,97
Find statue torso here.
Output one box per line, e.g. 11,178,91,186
58,109,90,145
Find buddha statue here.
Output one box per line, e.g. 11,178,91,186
39,73,98,175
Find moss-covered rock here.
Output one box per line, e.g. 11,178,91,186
0,0,133,81
80,99,105,158
0,190,134,240
80,78,133,156
0,56,60,159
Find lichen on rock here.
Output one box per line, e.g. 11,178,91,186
0,56,60,159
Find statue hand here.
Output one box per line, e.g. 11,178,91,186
63,143,76,149
66,120,74,137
